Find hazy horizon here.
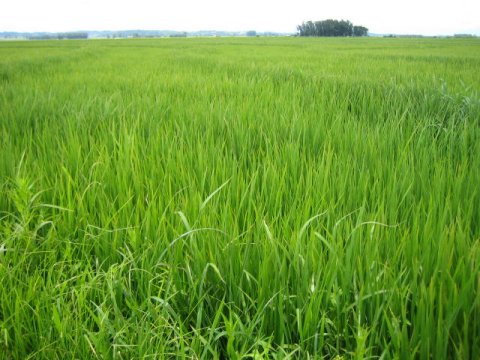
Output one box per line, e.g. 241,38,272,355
1,0,479,36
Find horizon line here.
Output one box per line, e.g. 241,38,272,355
1,29,479,37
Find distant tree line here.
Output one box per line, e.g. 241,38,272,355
57,32,88,39
169,32,187,38
27,32,88,40
297,20,368,37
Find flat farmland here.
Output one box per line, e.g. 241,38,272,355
0,37,479,359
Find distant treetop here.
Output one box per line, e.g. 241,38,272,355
297,20,368,37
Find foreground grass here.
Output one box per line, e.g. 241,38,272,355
0,37,479,359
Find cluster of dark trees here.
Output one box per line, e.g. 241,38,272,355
297,20,368,37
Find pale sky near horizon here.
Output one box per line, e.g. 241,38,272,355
1,0,479,35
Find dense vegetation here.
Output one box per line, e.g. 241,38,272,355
297,20,368,37
0,37,479,359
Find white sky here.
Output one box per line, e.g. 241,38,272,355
1,0,479,35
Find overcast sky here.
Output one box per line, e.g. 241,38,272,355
1,0,479,35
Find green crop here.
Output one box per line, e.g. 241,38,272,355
0,37,479,359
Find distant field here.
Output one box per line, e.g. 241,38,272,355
0,37,479,359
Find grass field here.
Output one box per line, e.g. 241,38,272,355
0,37,479,359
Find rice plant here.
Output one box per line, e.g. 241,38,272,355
0,37,479,359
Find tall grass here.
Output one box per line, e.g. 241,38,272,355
0,37,479,359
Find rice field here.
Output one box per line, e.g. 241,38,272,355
0,37,479,359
